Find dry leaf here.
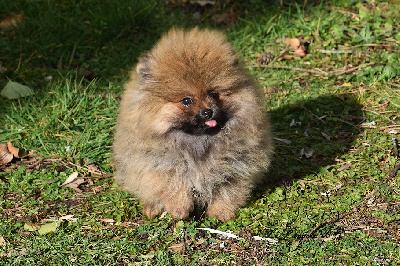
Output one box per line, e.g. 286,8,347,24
0,142,32,165
321,132,331,141
38,222,60,235
0,143,13,165
7,142,20,157
167,243,185,252
0,14,23,30
337,162,351,172
284,38,301,49
284,38,307,57
300,148,313,159
273,137,292,144
61,172,85,193
59,215,77,221
341,82,352,87
100,218,115,223
294,47,306,57
191,0,216,6
92,186,102,193
282,54,292,60
62,172,79,186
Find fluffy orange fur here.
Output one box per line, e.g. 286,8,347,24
112,28,273,222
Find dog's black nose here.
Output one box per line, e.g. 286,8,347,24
200,109,213,119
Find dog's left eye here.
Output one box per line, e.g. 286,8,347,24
181,97,194,107
208,91,219,100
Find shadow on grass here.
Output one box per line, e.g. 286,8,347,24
258,93,365,193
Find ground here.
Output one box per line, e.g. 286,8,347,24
0,0,399,264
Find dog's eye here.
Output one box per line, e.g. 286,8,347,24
181,97,194,107
208,91,219,100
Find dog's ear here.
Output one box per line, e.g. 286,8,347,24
136,54,153,79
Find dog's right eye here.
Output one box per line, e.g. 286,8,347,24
181,97,194,107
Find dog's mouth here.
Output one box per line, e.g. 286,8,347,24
177,110,229,136
204,119,218,128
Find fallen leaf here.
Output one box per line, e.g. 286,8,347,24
168,243,185,252
100,218,115,223
6,142,20,157
92,186,102,193
281,54,293,60
84,158,103,176
300,148,313,159
140,254,155,259
61,172,79,186
0,14,23,30
337,162,351,172
284,38,301,49
284,38,307,57
1,81,34,99
38,222,60,235
0,142,32,165
23,223,39,232
191,0,216,6
294,47,307,57
61,172,85,193
341,82,352,87
321,132,331,141
0,143,13,165
273,137,292,144
59,215,77,221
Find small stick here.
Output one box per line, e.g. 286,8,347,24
257,64,329,76
392,138,399,158
390,164,400,178
318,49,355,54
196,227,278,244
254,62,375,77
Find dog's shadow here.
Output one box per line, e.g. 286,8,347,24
256,93,365,195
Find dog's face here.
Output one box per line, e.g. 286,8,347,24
133,28,250,137
171,89,230,135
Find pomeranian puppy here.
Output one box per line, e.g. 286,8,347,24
113,28,273,222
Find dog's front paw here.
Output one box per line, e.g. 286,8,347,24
163,190,194,220
206,199,236,222
142,202,163,219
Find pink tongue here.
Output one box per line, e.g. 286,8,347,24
205,120,217,127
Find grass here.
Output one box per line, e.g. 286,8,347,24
1,0,400,264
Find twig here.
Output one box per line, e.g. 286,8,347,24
328,62,375,75
66,161,111,177
8,216,40,230
255,62,375,77
257,64,329,76
301,213,346,242
196,227,278,244
318,49,355,54
390,164,400,178
392,138,399,158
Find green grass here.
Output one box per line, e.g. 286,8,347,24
1,0,400,264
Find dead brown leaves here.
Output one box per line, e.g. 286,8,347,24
0,14,23,31
0,142,33,165
283,37,307,59
61,172,86,193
